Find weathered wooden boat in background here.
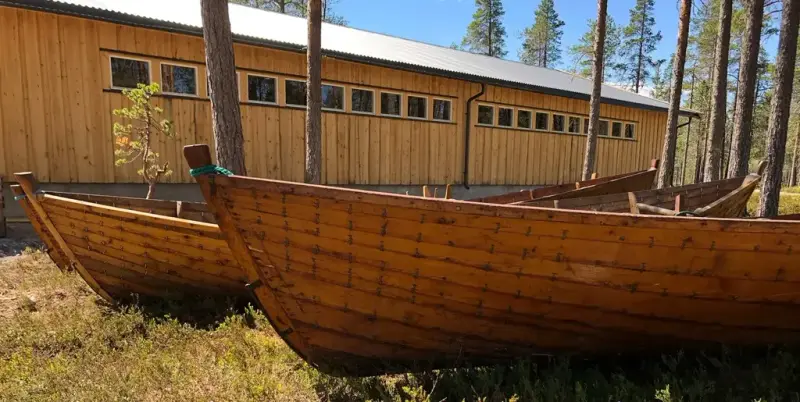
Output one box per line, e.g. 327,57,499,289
13,172,246,303
185,144,800,376
470,160,659,204
522,165,763,218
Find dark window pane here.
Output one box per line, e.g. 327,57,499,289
285,80,307,106
612,122,623,137
478,105,494,125
625,123,635,139
408,96,427,118
584,118,589,134
433,99,451,121
568,116,581,133
552,114,565,132
517,110,532,128
111,57,149,89
498,108,513,127
599,120,609,136
352,89,374,113
535,112,549,130
381,92,401,115
246,75,276,103
322,84,344,110
161,64,196,95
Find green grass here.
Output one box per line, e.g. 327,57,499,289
2,250,800,401
747,189,800,216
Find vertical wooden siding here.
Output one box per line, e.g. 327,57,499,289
0,6,665,186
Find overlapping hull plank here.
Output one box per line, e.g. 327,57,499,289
185,144,800,376
13,174,246,302
471,161,658,204
46,191,215,223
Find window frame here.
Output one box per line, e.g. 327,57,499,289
611,121,623,137
624,123,636,139
159,62,198,97
534,111,550,131
599,119,610,137
497,106,514,128
379,91,403,117
517,108,533,129
432,97,453,122
109,55,151,90
552,113,566,133
350,87,375,115
567,115,582,134
321,82,346,112
244,72,278,105
477,103,495,126
284,78,308,108
406,94,428,120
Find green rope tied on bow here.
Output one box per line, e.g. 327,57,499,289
676,210,699,217
189,165,233,177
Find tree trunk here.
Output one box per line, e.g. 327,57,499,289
656,0,691,189
488,0,494,57
728,0,765,179
635,3,646,94
581,0,607,180
757,0,800,217
201,0,247,175
703,0,733,182
791,121,800,187
305,0,323,184
146,182,156,199
681,72,696,185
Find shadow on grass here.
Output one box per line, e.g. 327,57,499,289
108,293,254,331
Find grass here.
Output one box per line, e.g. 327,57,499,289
747,188,800,216
3,190,800,401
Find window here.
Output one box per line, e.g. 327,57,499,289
477,105,494,125
407,95,427,119
599,120,609,136
433,99,451,121
568,116,581,134
584,118,590,134
285,80,307,106
498,107,513,127
161,63,197,95
351,88,374,114
322,84,345,110
625,123,635,139
380,92,401,116
535,112,549,131
246,74,276,103
110,56,150,89
517,110,532,129
612,122,623,137
552,114,565,132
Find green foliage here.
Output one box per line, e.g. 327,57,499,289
567,15,622,81
519,0,565,68
113,83,174,197
651,56,673,101
461,0,507,58
614,0,663,93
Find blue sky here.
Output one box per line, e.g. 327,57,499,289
335,0,779,69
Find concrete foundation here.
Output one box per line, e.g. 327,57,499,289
1,181,536,229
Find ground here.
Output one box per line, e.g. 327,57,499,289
1,192,800,401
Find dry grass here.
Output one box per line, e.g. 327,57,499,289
3,235,800,400
747,189,800,216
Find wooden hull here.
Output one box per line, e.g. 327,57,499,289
184,146,800,376
470,161,658,204
12,176,247,303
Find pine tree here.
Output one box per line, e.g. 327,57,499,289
703,0,733,182
305,0,322,184
567,15,621,80
615,0,662,93
650,57,671,101
581,0,608,180
519,0,565,67
461,0,507,58
230,0,347,25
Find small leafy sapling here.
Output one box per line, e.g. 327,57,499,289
113,83,174,199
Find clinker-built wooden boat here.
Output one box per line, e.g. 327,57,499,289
522,164,763,218
185,144,800,376
12,173,246,303
469,160,659,204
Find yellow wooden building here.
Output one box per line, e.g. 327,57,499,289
0,0,695,188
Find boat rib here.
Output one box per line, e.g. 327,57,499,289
185,145,800,376
13,172,247,303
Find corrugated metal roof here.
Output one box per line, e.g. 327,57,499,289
12,0,697,115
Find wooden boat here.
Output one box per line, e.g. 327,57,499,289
12,173,247,303
185,144,800,376
469,160,659,204
522,165,763,218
